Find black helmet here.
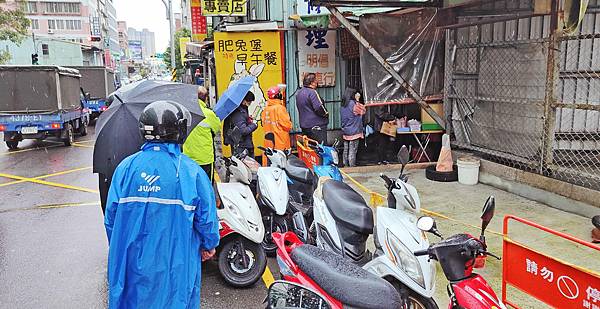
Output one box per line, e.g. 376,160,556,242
139,100,191,143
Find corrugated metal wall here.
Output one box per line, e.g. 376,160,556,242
248,0,269,21
284,30,346,132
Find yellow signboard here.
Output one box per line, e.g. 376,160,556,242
214,31,283,156
179,37,190,66
201,0,247,16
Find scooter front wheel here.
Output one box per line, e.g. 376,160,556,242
390,281,438,309
261,214,288,256
218,236,267,288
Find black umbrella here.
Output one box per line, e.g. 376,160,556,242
93,80,205,179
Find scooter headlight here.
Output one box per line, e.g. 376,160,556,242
385,230,425,288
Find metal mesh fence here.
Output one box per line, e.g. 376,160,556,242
447,4,600,190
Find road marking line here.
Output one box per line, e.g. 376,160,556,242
262,265,275,288
0,166,92,187
71,142,94,148
0,172,98,194
75,139,96,144
36,201,100,209
0,201,100,213
341,170,503,237
1,144,62,155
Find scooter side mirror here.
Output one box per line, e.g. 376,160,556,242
417,216,442,238
265,132,275,144
291,212,309,244
267,281,329,309
480,195,496,237
398,145,410,165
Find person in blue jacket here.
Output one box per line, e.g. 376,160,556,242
104,100,220,309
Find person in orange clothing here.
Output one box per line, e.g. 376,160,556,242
262,85,292,151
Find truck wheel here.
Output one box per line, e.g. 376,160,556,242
6,141,18,150
80,120,88,136
63,124,74,146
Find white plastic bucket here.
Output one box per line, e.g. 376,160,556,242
457,157,481,185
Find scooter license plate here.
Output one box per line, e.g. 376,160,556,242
21,127,38,134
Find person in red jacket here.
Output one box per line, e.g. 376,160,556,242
262,85,292,150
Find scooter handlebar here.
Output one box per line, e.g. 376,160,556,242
414,249,429,257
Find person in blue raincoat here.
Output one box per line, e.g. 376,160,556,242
104,100,220,309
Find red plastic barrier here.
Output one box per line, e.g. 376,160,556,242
296,135,320,169
502,215,600,309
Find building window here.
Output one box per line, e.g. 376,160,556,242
21,2,38,13
30,19,39,30
42,44,49,55
65,20,81,30
48,20,55,29
44,2,80,14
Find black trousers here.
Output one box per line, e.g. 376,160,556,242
200,163,215,184
98,173,110,214
375,132,392,162
302,125,327,145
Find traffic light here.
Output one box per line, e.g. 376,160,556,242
90,36,101,42
31,53,39,65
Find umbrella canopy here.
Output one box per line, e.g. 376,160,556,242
93,80,204,179
213,76,256,120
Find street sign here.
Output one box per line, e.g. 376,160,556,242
503,216,600,309
191,0,207,41
201,0,247,16
312,0,441,6
298,29,336,87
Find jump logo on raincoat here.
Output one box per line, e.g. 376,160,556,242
138,172,161,192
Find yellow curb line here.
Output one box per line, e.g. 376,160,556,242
0,172,98,194
262,265,275,288
0,166,92,187
341,170,503,237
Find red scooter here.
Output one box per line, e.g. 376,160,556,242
414,196,506,309
273,228,401,309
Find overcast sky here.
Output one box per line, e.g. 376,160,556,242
114,0,181,52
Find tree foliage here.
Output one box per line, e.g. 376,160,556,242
0,4,31,64
163,28,191,71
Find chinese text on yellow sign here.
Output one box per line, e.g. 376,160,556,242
201,0,247,16
214,31,283,155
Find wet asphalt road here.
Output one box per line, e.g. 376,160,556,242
0,126,272,309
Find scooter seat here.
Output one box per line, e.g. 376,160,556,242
322,180,373,234
291,244,402,309
286,155,314,184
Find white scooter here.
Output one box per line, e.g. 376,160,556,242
215,127,267,288
256,133,291,255
310,146,438,309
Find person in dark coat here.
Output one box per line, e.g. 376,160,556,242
224,91,258,157
341,88,366,167
295,73,329,144
373,105,398,164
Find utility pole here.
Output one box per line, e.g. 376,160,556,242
161,0,176,70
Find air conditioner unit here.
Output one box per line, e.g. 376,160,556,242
48,29,54,34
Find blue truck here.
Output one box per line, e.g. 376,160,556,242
71,66,116,120
0,66,90,150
